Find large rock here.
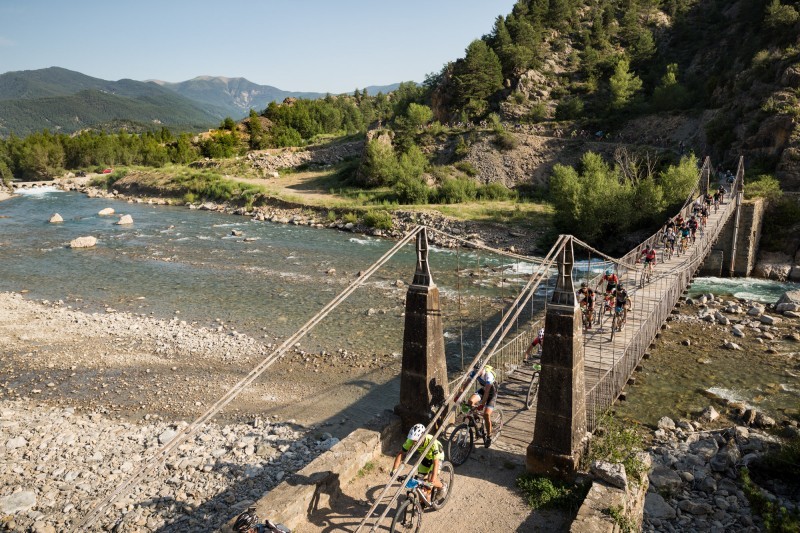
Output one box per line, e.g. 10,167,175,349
69,236,97,248
777,290,800,306
0,491,36,514
98,207,115,216
590,461,628,489
760,314,782,325
678,500,713,515
116,214,133,225
649,465,682,493
645,493,676,520
49,213,63,223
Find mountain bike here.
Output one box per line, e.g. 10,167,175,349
637,260,654,288
580,301,594,330
596,294,614,329
390,462,455,532
610,305,627,341
447,404,503,466
662,240,674,262
525,360,541,410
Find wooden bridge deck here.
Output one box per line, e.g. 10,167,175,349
493,198,734,453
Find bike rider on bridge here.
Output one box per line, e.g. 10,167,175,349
391,424,445,499
459,364,498,448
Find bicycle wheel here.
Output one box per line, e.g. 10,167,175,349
610,313,617,341
526,372,539,409
390,497,422,533
446,424,473,466
490,408,504,441
431,461,455,510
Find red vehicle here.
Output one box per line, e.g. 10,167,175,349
102,168,113,174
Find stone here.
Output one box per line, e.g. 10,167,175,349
649,465,682,493
159,428,177,444
645,493,677,520
98,207,115,216
682,339,692,346
69,236,97,248
759,315,781,325
784,311,800,319
699,406,720,423
747,305,764,316
0,491,37,514
231,229,243,236
49,213,63,223
590,461,628,489
679,500,714,515
777,290,800,306
776,302,800,313
6,436,27,449
731,326,745,338
754,411,776,428
700,476,717,494
691,438,719,460
116,214,133,225
723,340,741,350
658,416,677,430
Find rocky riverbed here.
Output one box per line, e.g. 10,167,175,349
0,291,400,532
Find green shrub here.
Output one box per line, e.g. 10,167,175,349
438,178,477,204
584,413,646,481
393,175,430,204
454,136,470,159
512,91,527,105
363,210,393,230
454,161,478,177
477,182,514,200
555,97,585,120
516,474,589,511
745,174,783,202
343,212,359,224
326,210,337,222
526,102,549,122
494,131,518,151
741,467,800,532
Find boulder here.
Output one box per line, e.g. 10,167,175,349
723,340,741,350
0,491,36,514
69,236,97,249
759,314,781,325
747,305,765,317
6,436,27,449
731,325,745,338
649,465,682,493
645,493,676,520
754,411,776,428
49,213,63,223
231,229,243,237
98,207,115,216
698,406,720,423
678,500,714,515
590,461,628,489
116,214,133,225
777,290,800,306
784,310,800,319
658,416,676,430
776,302,800,313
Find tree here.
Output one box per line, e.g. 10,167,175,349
405,103,433,130
652,63,690,111
221,117,237,131
609,58,642,110
452,40,504,116
247,109,267,150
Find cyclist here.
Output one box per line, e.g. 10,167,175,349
704,191,713,209
233,507,290,533
688,216,699,243
692,197,703,217
700,204,710,226
597,269,619,295
523,327,545,360
664,227,677,255
717,185,726,204
391,423,445,497
613,283,632,331
679,223,691,251
638,245,657,271
460,364,498,447
577,281,595,329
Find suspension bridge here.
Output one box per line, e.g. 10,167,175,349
74,156,748,531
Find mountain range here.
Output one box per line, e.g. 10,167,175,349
0,67,402,137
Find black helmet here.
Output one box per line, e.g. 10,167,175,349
617,283,624,290
234,507,258,532
581,281,588,288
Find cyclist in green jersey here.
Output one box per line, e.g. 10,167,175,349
391,424,445,495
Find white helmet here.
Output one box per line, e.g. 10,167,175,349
407,423,425,441
538,328,545,338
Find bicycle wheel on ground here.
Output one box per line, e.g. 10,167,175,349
525,372,539,410
446,424,473,466
390,497,422,533
430,461,455,510
610,314,618,341
490,408,504,441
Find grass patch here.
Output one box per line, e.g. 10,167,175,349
356,461,376,479
343,212,359,224
516,474,589,511
603,505,636,533
362,209,393,230
584,413,647,482
741,467,800,532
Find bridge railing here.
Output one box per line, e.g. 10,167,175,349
583,165,741,431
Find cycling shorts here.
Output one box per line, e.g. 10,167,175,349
615,304,626,313
644,257,655,264
473,387,497,409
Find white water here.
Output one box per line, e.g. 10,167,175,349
13,186,62,196
690,276,799,303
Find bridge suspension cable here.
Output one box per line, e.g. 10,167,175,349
76,226,424,531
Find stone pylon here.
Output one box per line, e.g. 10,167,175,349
395,227,449,431
527,236,588,478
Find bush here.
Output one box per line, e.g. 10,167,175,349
584,413,646,481
326,210,337,222
343,212,359,224
455,161,478,177
526,102,549,122
454,136,470,159
745,174,783,202
516,474,589,511
555,96,584,120
363,210,394,230
741,467,800,532
393,175,430,204
477,182,514,200
437,178,477,204
494,130,518,151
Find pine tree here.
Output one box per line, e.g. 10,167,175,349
453,40,504,115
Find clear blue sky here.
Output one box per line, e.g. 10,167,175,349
0,0,517,93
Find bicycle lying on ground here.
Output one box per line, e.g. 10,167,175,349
390,463,455,532
447,404,503,466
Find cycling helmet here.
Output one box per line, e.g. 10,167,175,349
538,328,545,337
581,281,588,288
407,423,426,441
605,269,612,276
617,283,624,290
234,507,259,532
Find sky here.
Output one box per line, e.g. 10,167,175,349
0,0,518,93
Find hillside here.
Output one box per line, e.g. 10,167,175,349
0,68,221,136
151,76,402,118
